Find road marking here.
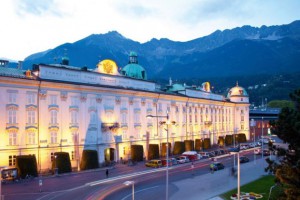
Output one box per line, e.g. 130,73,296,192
121,186,159,200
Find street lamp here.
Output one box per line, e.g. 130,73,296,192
123,180,135,200
250,119,256,164
261,117,264,158
54,155,58,175
0,167,4,200
147,111,175,200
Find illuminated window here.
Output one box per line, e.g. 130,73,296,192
28,132,35,144
241,116,244,122
50,132,57,144
9,132,17,145
9,155,16,166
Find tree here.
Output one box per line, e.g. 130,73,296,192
269,89,300,199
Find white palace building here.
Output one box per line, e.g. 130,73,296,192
0,52,250,171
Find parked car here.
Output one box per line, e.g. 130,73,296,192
145,159,162,168
198,152,211,159
161,159,172,167
170,158,178,165
176,156,190,164
228,147,240,152
239,144,250,150
239,156,250,163
182,151,202,161
210,162,225,171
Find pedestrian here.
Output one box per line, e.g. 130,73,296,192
106,169,109,178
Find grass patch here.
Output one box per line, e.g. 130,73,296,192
220,175,284,200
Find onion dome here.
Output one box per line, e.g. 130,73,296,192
121,52,147,80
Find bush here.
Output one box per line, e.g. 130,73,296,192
161,142,171,157
52,152,72,174
131,145,144,161
173,141,184,155
16,155,38,178
203,138,211,149
80,150,99,170
195,139,203,151
184,140,194,151
148,144,160,160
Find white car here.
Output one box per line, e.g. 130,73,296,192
176,156,190,164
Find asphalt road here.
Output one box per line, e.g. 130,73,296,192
2,149,263,200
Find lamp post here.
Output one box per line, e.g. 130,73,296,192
0,167,3,200
54,155,58,175
250,119,256,164
261,117,264,158
147,111,175,200
237,152,241,200
123,181,135,200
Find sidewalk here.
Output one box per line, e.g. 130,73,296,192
170,158,268,200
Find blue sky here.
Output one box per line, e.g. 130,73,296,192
1,0,300,60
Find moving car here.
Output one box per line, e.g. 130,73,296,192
145,159,162,168
182,151,202,161
176,156,190,164
161,159,172,167
239,156,250,163
210,162,225,171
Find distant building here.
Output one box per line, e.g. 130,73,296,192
0,52,250,171
249,108,281,142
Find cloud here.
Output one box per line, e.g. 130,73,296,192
14,0,63,17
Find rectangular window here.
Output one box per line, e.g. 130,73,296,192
28,132,35,144
71,111,78,123
9,155,16,166
71,97,79,106
189,114,192,123
50,110,58,124
241,116,244,122
9,132,17,145
90,111,97,124
27,110,36,124
8,93,17,104
50,95,57,105
134,113,140,123
121,113,127,124
8,110,17,124
50,132,57,144
27,93,35,104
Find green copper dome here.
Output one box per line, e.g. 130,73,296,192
121,52,147,80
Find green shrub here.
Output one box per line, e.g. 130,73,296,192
80,150,99,170
161,142,171,157
16,155,38,178
203,138,211,149
52,152,72,174
173,141,184,155
195,139,203,151
131,145,144,161
184,140,194,151
148,144,160,160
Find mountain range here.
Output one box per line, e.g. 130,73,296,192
5,20,300,105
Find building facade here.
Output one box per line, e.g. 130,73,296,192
0,52,250,171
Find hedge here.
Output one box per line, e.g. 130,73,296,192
184,140,194,151
16,155,38,178
173,141,185,155
131,145,144,161
80,150,99,170
52,152,72,174
203,138,211,149
161,142,171,157
148,144,160,160
195,139,203,151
